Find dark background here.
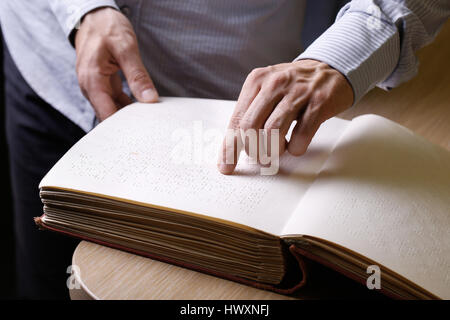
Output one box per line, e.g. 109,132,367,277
1,29,16,299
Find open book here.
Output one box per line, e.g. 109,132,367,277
36,97,450,299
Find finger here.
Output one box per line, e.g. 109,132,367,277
262,97,299,160
230,69,264,126
90,90,118,121
110,73,133,108
239,88,282,159
116,92,133,108
84,73,119,121
112,43,159,103
218,71,262,174
287,105,323,156
218,131,241,175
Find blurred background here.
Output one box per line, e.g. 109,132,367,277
0,29,16,299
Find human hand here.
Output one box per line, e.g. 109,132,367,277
75,7,159,121
218,59,354,175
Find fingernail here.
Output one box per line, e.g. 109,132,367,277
218,163,233,175
141,89,158,102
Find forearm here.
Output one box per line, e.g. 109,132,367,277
48,0,119,40
297,0,450,103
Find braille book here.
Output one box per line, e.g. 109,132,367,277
36,97,450,299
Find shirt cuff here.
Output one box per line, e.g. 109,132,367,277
295,10,400,104
49,0,119,40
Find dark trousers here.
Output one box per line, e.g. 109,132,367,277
4,43,86,299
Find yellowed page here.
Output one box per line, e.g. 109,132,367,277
282,115,450,299
40,97,349,235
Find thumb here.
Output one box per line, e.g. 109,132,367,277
116,47,159,103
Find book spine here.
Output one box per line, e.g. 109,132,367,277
34,214,310,295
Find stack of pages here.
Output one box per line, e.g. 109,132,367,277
36,97,450,299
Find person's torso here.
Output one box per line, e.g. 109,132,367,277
118,0,306,99
1,0,308,130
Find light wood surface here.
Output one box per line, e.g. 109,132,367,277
70,20,450,300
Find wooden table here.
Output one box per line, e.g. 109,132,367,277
70,20,450,300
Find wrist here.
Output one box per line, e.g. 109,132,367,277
292,59,354,106
73,7,119,48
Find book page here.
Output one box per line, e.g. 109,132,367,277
282,115,450,299
40,97,349,236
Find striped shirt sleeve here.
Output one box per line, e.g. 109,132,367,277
296,0,450,104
